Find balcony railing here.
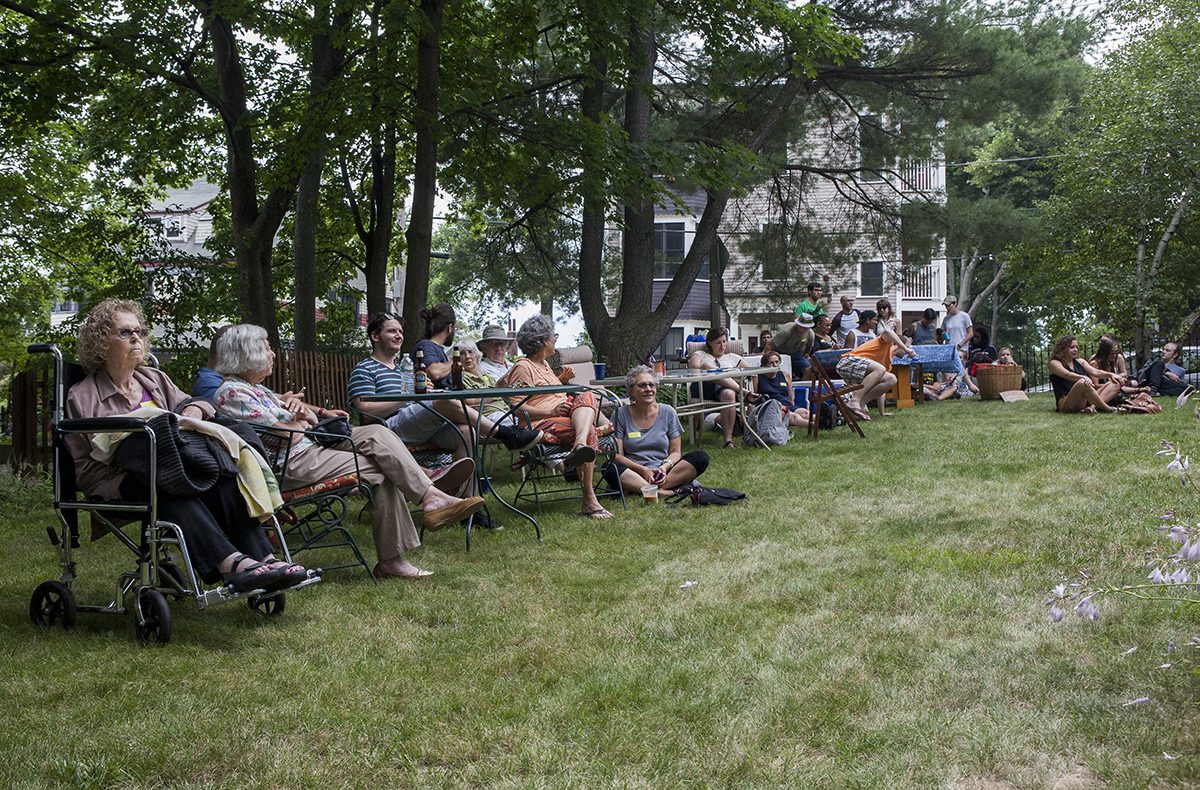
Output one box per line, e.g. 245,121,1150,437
899,160,945,194
901,263,945,301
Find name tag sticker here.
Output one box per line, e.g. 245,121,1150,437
627,431,642,438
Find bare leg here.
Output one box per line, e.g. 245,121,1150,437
717,389,737,445
1061,378,1114,413
577,460,611,518
570,405,597,448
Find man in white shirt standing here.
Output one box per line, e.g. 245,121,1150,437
941,295,976,395
940,296,973,353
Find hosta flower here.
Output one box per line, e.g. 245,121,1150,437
1149,567,1167,584
1049,604,1065,622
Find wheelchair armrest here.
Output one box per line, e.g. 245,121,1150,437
58,416,151,434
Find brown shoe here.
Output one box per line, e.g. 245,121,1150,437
423,496,486,531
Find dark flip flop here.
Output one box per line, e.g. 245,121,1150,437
563,445,597,469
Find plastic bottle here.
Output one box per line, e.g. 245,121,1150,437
414,349,428,394
398,354,414,394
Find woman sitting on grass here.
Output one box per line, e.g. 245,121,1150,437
1089,334,1147,398
757,349,810,427
606,366,709,498
1047,335,1120,414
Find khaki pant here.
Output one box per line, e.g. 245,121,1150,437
285,424,430,562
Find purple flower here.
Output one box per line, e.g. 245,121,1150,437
1049,604,1064,623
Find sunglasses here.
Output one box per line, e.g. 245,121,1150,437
114,327,149,340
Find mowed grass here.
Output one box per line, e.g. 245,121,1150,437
2,395,1198,788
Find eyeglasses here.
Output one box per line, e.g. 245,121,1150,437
114,327,149,340
634,382,657,389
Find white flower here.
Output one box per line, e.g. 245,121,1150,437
1121,646,1138,657
1122,696,1150,706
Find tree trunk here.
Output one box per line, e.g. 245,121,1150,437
402,0,445,350
292,5,341,352
540,293,554,319
990,283,1001,345
580,24,808,372
294,150,323,352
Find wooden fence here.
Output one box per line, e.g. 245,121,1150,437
7,349,361,473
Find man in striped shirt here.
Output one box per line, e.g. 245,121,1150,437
348,313,542,457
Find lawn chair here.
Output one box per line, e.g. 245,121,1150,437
510,387,627,519
807,349,865,439
26,344,320,645
251,423,375,580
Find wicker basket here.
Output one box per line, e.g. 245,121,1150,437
976,364,1024,400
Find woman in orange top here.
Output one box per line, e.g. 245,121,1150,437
506,314,612,520
834,326,917,421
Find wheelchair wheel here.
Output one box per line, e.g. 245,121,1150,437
249,591,285,617
30,580,76,630
133,588,172,645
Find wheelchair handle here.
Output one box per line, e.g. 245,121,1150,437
27,343,61,356
58,417,151,434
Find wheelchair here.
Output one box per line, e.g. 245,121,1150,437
26,344,321,645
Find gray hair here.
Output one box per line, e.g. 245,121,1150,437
515,314,555,356
213,324,271,376
624,364,658,390
455,340,479,356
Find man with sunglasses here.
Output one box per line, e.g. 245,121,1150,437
349,313,543,463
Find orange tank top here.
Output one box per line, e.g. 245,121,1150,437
848,335,894,370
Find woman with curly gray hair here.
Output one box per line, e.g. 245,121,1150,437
506,314,612,519
64,300,309,593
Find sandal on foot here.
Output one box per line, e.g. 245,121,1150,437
579,506,613,520
373,563,434,580
262,561,312,592
563,445,597,469
221,553,287,594
722,440,736,449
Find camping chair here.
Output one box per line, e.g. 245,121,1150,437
251,423,375,580
807,349,866,440
26,344,319,645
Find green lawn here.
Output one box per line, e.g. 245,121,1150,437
2,395,1198,788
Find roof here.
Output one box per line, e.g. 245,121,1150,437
145,181,221,214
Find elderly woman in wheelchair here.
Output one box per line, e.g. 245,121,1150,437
63,300,310,594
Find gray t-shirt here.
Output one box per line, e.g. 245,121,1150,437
613,404,683,466
943,311,972,346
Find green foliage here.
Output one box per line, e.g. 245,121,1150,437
1030,0,1200,344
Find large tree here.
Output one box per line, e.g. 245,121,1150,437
1028,0,1200,361
0,0,363,348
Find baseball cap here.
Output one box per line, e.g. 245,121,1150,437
942,296,958,306
858,309,878,322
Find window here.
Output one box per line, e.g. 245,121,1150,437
760,222,789,281
653,327,685,362
859,261,884,297
164,218,183,239
859,115,888,182
654,223,686,279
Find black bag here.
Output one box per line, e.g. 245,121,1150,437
668,484,747,506
306,416,353,448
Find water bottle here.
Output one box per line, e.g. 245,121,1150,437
399,354,414,394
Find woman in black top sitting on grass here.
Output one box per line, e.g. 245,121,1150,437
1047,335,1120,413
756,349,810,427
